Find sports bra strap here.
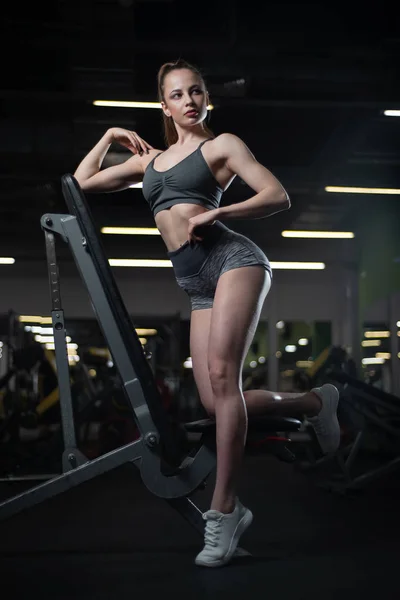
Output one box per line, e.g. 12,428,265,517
198,138,213,148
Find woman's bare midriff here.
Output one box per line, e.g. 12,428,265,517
155,203,212,252
141,139,235,252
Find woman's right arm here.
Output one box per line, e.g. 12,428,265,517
74,128,154,193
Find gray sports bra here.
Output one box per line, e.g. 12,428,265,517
142,139,223,217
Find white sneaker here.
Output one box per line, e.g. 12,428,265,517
195,498,253,568
308,383,340,454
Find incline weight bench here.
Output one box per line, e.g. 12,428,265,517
0,174,302,542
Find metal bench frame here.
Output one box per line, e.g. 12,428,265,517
0,174,301,537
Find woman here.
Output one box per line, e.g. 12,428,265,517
74,59,340,568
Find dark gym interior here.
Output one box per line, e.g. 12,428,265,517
1,2,400,598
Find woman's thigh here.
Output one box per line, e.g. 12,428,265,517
208,266,271,392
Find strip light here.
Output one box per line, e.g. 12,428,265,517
270,262,325,270
282,231,354,239
362,357,385,365
0,257,15,264
325,186,400,195
384,110,400,117
94,101,162,109
364,331,390,338
93,100,214,110
19,316,52,324
109,259,172,268
135,329,157,336
108,259,325,269
101,227,159,235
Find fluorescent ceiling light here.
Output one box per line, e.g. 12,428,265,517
0,257,15,264
129,182,143,188
93,100,214,110
362,357,385,365
325,186,400,195
135,329,157,336
93,101,161,109
101,227,159,235
282,230,354,239
19,315,52,324
25,326,54,334
109,259,173,268
364,331,390,338
361,340,381,347
269,262,325,270
108,259,325,269
35,335,72,344
384,110,400,117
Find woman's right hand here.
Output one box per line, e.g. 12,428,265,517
108,127,154,156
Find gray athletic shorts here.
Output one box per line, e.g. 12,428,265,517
167,221,272,311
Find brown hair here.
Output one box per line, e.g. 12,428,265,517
157,58,214,147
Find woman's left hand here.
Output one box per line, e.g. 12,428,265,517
188,211,217,244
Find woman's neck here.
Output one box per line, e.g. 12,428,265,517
173,125,209,146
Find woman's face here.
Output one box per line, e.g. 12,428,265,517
161,68,208,128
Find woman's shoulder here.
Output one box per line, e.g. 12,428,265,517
145,147,164,157
212,132,244,149
127,147,164,174
124,147,164,164
212,132,242,142
208,133,249,156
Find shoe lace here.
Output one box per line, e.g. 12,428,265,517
203,515,222,548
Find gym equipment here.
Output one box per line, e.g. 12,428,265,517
0,343,98,477
305,370,400,494
292,345,357,392
0,343,50,463
0,174,303,543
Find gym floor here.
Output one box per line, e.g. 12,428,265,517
0,454,399,600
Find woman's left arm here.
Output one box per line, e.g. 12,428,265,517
215,133,290,220
187,134,291,243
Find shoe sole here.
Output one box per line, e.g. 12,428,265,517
195,508,253,568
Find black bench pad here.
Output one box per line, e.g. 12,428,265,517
184,415,302,433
